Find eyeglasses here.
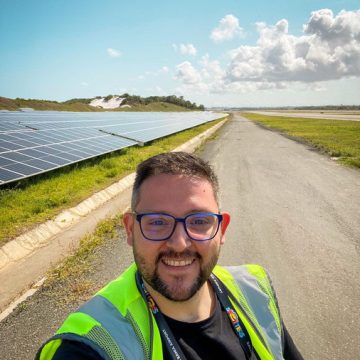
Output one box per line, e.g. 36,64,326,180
135,212,223,241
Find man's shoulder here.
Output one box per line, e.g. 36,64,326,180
95,262,142,312
52,340,101,360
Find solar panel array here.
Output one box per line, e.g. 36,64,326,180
0,111,224,185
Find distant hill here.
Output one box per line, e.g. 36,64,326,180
0,94,205,112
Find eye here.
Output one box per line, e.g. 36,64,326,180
143,215,172,227
150,219,166,226
193,218,208,225
188,215,211,226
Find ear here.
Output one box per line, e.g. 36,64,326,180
219,212,230,245
123,212,135,246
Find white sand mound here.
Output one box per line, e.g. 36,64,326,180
89,96,130,109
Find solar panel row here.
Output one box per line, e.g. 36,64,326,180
0,111,224,185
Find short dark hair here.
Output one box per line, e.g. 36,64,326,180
131,152,219,210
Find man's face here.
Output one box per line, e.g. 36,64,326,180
123,173,230,302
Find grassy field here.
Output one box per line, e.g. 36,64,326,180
0,117,226,245
258,110,360,115
0,97,101,112
242,112,360,168
0,97,191,112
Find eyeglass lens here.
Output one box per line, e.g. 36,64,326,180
140,213,220,241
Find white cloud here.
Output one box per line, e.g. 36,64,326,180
179,43,197,56
161,66,169,73
175,61,201,84
173,43,197,56
173,9,360,103
199,54,224,80
225,9,360,85
80,81,89,87
107,48,122,58
210,14,244,43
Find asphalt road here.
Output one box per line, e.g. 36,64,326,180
1,114,359,359
199,114,360,359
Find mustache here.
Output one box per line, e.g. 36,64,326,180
156,250,201,263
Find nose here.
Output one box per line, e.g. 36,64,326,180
166,221,191,252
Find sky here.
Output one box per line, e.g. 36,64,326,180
0,0,359,108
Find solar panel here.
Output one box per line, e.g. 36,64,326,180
0,111,224,185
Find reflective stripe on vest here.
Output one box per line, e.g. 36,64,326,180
78,295,146,359
225,266,283,360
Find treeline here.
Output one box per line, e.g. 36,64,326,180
119,94,204,110
63,98,92,105
65,94,204,110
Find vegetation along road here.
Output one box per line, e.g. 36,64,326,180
249,110,360,121
1,113,359,359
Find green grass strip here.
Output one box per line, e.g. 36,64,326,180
0,117,226,245
242,112,360,169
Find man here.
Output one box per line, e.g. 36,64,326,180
37,152,303,360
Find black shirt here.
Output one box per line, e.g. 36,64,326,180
53,298,303,360
162,297,246,360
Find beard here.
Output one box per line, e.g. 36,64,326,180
134,246,220,302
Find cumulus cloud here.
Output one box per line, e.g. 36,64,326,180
107,48,122,58
199,54,224,80
225,9,360,84
175,61,201,84
173,43,197,56
210,14,244,42
174,9,360,96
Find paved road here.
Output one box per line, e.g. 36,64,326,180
199,114,360,359
249,111,360,121
1,114,359,359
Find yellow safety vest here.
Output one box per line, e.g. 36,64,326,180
37,263,284,360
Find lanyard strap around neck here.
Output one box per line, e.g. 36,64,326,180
209,273,253,359
136,271,252,360
136,272,187,360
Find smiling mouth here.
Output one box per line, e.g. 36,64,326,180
161,258,195,267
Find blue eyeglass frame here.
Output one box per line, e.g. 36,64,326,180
134,212,223,241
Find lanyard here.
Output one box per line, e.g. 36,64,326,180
136,271,253,360
209,273,253,359
136,272,187,360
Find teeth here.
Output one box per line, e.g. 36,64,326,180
162,258,193,267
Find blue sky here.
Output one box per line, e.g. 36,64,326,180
0,0,359,107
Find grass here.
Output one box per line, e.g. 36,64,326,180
0,117,227,245
0,97,192,112
44,216,120,302
241,112,360,168
0,96,102,112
